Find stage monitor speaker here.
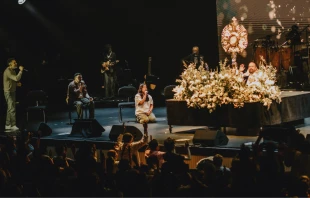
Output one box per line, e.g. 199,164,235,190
70,119,105,138
26,122,52,137
193,129,229,147
109,125,143,142
260,125,297,145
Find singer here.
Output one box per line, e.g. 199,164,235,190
3,58,24,131
135,83,156,127
181,46,207,70
67,73,95,119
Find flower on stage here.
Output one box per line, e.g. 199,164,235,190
173,58,282,113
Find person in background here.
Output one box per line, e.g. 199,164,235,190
106,149,119,174
101,44,119,99
144,138,165,169
161,137,191,174
3,58,24,131
114,131,148,169
67,73,95,119
135,83,156,133
239,61,259,85
181,46,208,70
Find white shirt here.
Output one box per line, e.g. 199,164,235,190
135,93,153,115
115,134,148,167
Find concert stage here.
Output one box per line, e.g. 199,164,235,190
1,91,310,158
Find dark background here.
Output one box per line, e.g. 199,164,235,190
0,0,219,110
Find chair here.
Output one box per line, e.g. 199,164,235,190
117,85,137,122
164,85,176,99
26,90,48,123
163,85,176,133
66,91,88,125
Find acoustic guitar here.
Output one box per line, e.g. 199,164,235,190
101,60,119,73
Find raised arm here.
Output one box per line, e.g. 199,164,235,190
135,93,147,105
114,134,124,151
69,83,80,94
5,68,23,82
183,141,191,160
132,134,149,151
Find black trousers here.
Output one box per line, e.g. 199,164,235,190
104,72,116,98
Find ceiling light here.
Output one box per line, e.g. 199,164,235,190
18,0,26,5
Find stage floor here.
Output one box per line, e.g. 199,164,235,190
2,105,310,151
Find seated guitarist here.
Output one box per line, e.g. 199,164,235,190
101,44,119,99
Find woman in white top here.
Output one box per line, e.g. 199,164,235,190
135,83,156,124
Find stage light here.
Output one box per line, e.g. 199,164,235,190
18,0,26,5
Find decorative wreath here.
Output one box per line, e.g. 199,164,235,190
221,17,248,55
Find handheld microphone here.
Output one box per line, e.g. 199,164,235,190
23,69,28,72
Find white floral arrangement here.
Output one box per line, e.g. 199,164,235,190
173,58,282,113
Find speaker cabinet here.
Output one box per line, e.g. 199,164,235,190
70,119,105,138
109,125,143,142
260,126,296,144
193,129,229,147
26,122,52,137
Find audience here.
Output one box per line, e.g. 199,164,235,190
0,127,309,197
114,131,148,168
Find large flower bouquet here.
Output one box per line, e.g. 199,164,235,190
173,58,282,113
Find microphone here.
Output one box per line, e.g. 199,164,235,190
23,69,28,72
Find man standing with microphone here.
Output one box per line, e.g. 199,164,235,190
3,58,24,131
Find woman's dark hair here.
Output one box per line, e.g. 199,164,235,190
213,154,223,167
148,139,159,150
103,44,112,53
74,73,82,79
123,133,133,143
138,83,149,102
164,137,175,152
